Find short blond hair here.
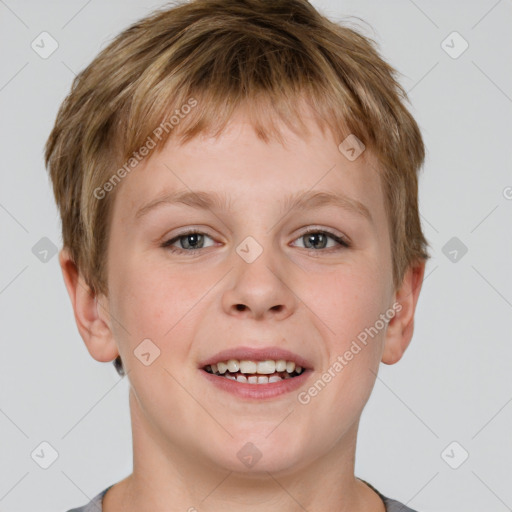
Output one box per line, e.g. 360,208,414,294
45,0,430,374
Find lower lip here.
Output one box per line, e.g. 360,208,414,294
200,369,312,400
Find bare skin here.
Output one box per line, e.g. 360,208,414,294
60,109,424,511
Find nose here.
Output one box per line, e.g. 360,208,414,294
222,249,297,321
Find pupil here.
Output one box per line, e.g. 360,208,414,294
184,233,202,249
305,233,326,249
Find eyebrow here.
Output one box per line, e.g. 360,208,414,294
134,189,372,223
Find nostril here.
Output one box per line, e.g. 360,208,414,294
235,304,246,311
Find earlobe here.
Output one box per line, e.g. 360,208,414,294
381,260,426,365
58,248,119,363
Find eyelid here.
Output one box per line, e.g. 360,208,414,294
164,225,350,243
290,229,351,252
296,226,351,246
161,228,217,249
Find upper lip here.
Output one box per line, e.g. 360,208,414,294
199,346,313,370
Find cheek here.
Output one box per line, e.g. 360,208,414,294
301,268,387,433
107,261,165,345
310,261,390,344
110,261,213,351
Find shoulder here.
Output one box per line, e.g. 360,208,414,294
65,485,112,512
381,495,419,512
359,478,419,512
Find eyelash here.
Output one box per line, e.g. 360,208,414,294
161,228,351,255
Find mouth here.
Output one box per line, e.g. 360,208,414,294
203,358,306,384
198,346,313,399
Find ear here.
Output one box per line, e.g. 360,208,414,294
58,247,119,362
381,260,426,365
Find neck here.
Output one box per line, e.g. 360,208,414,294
104,389,385,512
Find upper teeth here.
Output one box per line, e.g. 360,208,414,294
208,359,302,375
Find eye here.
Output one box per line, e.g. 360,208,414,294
291,229,350,252
161,230,216,254
161,228,350,255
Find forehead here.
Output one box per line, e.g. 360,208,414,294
111,115,385,229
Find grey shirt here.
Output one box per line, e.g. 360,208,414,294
66,480,418,511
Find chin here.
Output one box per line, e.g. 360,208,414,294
203,430,309,475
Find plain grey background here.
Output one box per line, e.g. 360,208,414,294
0,1,511,511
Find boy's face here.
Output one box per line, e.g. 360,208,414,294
71,110,423,475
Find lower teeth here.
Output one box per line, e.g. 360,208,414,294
212,370,301,384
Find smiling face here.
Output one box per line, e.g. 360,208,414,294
64,109,422,483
